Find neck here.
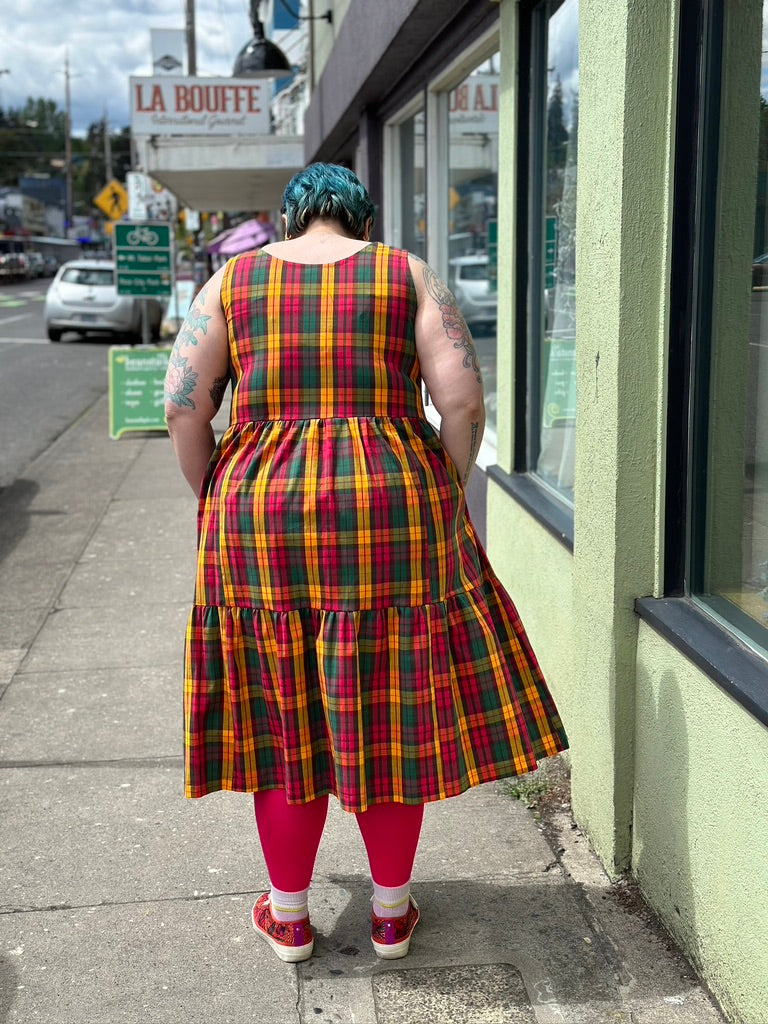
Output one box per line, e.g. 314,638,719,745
300,219,359,240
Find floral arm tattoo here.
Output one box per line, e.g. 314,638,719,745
421,263,482,383
175,283,212,348
164,351,199,409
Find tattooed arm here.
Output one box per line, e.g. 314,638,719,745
408,255,485,485
164,266,230,494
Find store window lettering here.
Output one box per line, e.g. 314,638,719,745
450,82,499,113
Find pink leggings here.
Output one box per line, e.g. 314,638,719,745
253,790,424,891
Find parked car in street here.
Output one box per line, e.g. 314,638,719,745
448,254,498,333
0,249,26,281
44,259,162,342
27,252,46,278
752,252,768,290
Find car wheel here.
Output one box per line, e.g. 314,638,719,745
47,327,63,342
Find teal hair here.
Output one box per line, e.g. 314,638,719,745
281,163,376,239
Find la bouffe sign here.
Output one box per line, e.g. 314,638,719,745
130,76,270,135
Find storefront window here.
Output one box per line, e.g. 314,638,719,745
691,0,768,653
530,0,578,504
399,111,425,258
448,53,500,436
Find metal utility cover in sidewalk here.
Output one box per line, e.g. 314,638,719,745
372,964,537,1023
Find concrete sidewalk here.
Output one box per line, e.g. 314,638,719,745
0,392,727,1024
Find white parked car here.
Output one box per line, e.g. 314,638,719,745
44,259,162,342
448,254,497,332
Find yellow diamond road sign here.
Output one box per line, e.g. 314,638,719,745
94,179,129,220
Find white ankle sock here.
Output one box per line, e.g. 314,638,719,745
372,881,410,919
269,886,309,923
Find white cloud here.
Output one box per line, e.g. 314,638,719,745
0,0,255,132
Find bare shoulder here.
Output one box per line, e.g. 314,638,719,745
406,252,428,292
406,253,455,306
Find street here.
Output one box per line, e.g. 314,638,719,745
0,280,111,488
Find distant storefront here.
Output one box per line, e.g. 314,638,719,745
129,75,304,213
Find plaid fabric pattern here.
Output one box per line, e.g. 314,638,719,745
184,244,568,808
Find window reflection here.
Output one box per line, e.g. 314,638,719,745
702,0,768,645
399,111,425,259
534,0,578,503
448,53,500,436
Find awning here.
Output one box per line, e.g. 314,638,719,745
208,217,278,255
135,134,304,213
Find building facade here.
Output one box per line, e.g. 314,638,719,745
302,2,768,1022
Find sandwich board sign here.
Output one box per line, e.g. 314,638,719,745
108,346,172,439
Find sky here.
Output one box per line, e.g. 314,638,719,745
548,0,579,122
0,0,301,135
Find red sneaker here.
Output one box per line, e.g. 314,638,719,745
252,892,314,963
371,897,420,959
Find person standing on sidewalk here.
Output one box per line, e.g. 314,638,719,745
164,162,568,964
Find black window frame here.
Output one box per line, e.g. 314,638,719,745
487,0,575,552
636,0,768,728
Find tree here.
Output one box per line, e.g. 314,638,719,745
0,97,133,227
71,121,132,216
547,75,569,170
0,97,66,187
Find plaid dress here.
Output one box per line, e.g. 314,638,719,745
184,243,567,810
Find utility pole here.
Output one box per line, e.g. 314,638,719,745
64,52,73,236
186,0,197,75
103,106,113,181
0,69,10,116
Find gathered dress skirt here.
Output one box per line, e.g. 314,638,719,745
183,244,568,811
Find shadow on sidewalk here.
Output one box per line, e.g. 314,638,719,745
0,479,39,563
0,951,20,1023
294,873,711,1018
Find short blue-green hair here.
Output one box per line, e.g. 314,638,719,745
281,163,376,239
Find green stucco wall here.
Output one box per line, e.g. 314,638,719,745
570,0,675,872
634,623,768,1024
486,484,574,730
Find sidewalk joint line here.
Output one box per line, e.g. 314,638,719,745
0,888,266,917
0,755,183,771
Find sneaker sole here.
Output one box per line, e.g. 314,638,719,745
252,919,314,963
372,935,413,959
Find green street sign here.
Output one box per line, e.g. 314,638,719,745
545,215,558,289
486,218,497,292
108,346,172,439
115,222,173,297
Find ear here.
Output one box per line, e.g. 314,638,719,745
363,217,373,241
281,213,290,239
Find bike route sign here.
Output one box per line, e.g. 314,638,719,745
115,222,173,297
